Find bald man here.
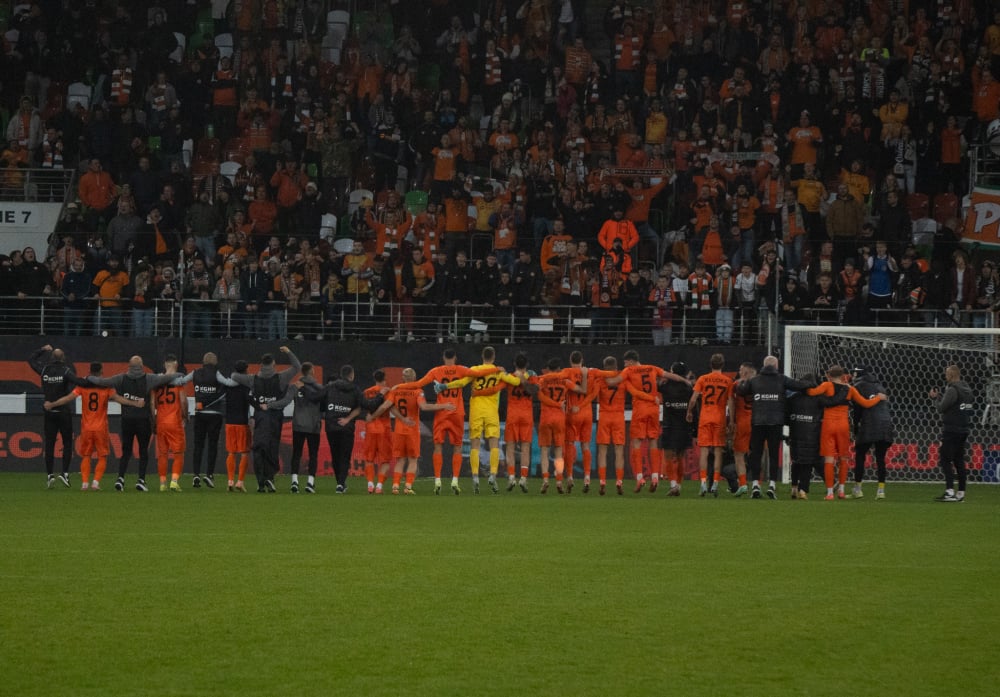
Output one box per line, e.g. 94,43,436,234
87,355,179,491
174,352,229,488
29,344,85,487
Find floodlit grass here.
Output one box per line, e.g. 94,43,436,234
1,474,998,697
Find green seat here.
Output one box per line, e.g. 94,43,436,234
405,190,428,215
338,216,354,239
417,63,440,91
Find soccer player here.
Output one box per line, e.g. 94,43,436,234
587,356,627,495
87,355,180,492
736,355,814,498
43,363,144,490
363,370,394,494
373,368,456,494
851,366,894,500
229,347,302,492
535,358,576,494
417,349,500,494
30,344,83,488
173,352,230,488
563,351,595,493
151,355,188,492
439,346,520,494
323,364,384,493
930,364,973,502
502,354,537,492
219,361,252,492
730,362,755,497
657,362,694,496
289,362,326,493
613,349,687,493
687,353,735,497
806,366,886,500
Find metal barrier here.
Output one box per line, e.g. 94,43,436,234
0,168,77,203
0,295,993,342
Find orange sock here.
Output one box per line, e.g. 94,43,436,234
598,464,607,483
80,457,92,484
714,470,723,482
392,471,402,487
824,462,835,488
94,457,107,483
631,449,643,478
405,471,415,487
158,454,169,481
649,449,661,478
226,453,236,480
838,459,849,485
377,470,387,484
432,452,443,479
738,473,747,486
238,454,248,481
172,455,183,479
565,443,576,477
699,467,708,482
451,452,463,478
582,449,592,478
506,461,515,477
520,465,529,478
364,463,374,482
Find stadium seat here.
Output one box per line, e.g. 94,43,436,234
327,9,350,30
320,213,338,242
321,47,341,65
348,188,374,216
219,161,240,186
215,33,234,59
4,28,18,51
169,32,186,63
906,193,929,221
405,190,428,215
325,24,347,50
933,193,959,226
417,63,440,91
66,82,91,111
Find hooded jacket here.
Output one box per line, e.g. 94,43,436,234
88,364,179,419
938,379,974,435
292,374,325,434
736,364,811,426
322,378,383,432
852,372,894,443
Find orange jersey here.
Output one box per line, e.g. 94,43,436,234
589,369,626,416
505,380,536,423
733,389,752,428
364,385,391,435
419,365,469,417
153,384,186,430
535,370,575,422
692,372,734,425
807,382,881,426
72,386,112,433
388,384,426,436
565,367,596,416
620,363,666,415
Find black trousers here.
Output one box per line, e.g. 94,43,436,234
252,414,283,488
192,413,224,476
939,432,969,492
43,411,73,475
325,429,354,487
855,440,891,483
793,461,822,493
748,424,783,482
290,430,321,477
118,418,152,480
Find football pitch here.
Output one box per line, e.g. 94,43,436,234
2,474,998,697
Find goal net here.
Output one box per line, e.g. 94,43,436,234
783,326,1000,484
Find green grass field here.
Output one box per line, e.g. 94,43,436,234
2,474,998,697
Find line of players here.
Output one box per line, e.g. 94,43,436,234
31,342,889,499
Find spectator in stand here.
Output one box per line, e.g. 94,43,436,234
78,158,117,231
949,251,977,325
240,257,268,340
826,183,866,263
92,255,129,337
61,257,92,336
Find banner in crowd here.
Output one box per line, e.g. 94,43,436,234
962,187,1000,248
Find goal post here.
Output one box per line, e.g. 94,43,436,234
782,326,1000,485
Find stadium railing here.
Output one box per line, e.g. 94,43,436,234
0,168,77,203
2,295,992,343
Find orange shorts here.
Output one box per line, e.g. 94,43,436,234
537,418,565,447
629,410,660,440
820,426,851,459
157,426,186,454
734,421,751,453
366,428,393,464
77,429,110,457
392,429,420,459
433,415,464,445
597,415,626,445
566,414,593,443
225,424,250,453
504,414,533,443
697,420,726,448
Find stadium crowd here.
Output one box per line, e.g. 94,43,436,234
1,0,999,341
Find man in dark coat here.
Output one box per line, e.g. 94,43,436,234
851,366,895,500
